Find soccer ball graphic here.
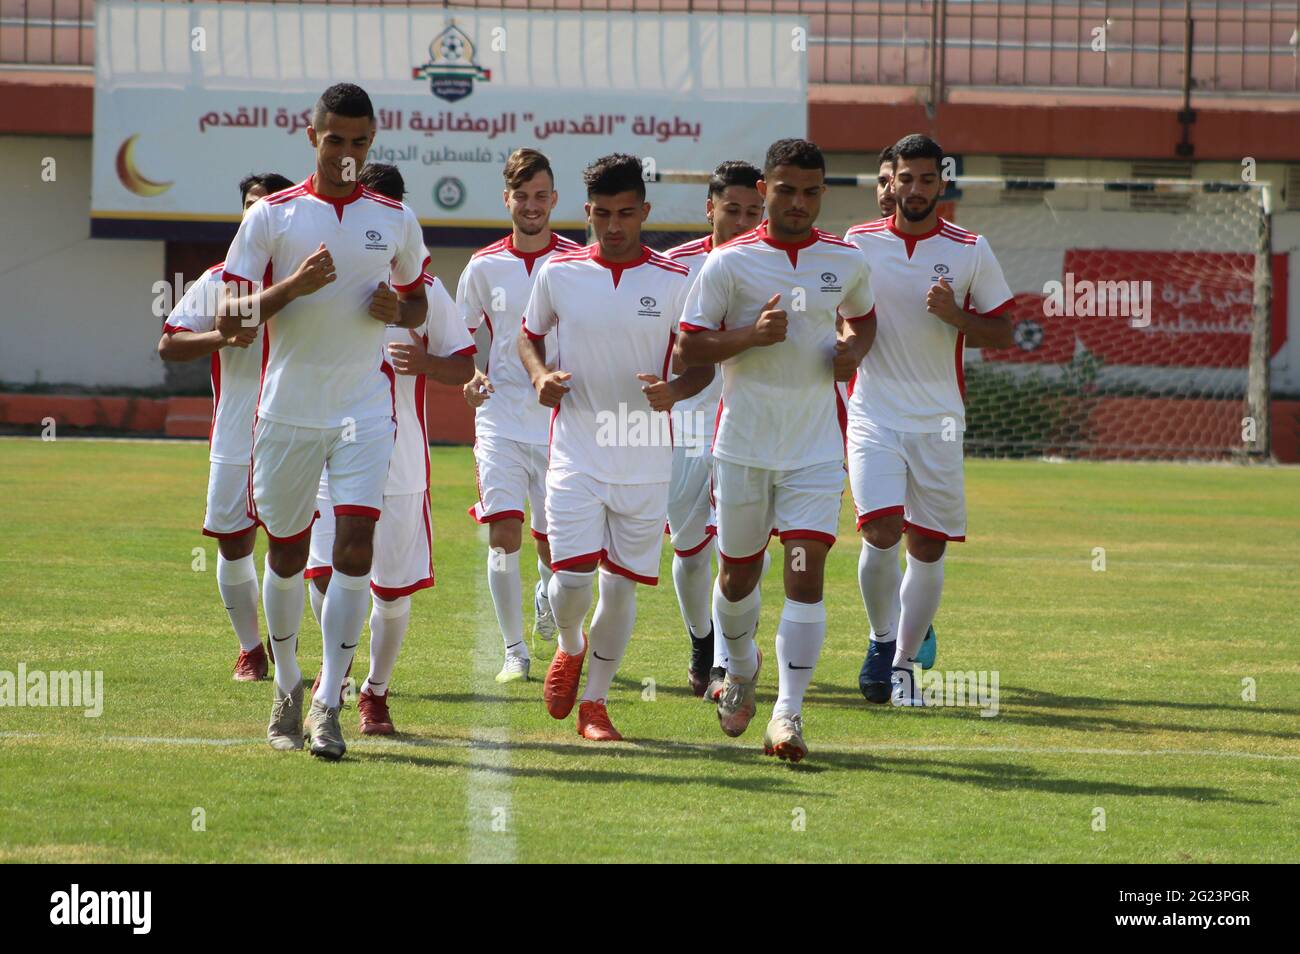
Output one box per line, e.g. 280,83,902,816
439,34,466,62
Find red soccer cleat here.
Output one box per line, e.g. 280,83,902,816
358,688,395,735
233,644,269,681
577,699,623,742
543,636,587,720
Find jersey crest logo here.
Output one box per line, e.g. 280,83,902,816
636,296,661,318
364,230,388,252
819,272,841,293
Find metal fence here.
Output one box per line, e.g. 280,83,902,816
4,1,1298,95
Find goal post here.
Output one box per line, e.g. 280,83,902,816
644,171,1276,461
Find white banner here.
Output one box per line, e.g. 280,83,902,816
92,1,807,238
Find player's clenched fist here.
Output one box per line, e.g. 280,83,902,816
832,338,859,382
289,243,336,297
369,281,399,325
222,324,258,350
463,369,494,408
926,276,961,325
533,370,571,408
752,293,788,346
636,373,676,412
386,328,427,376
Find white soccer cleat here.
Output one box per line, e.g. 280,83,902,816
496,653,531,684
763,713,808,762
532,580,557,644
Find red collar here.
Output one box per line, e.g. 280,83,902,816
889,215,945,259
305,174,364,221
506,232,562,276
758,220,818,267
591,245,652,289
702,235,715,253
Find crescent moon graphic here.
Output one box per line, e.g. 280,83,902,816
115,134,173,197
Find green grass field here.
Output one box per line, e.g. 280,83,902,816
1,436,1297,863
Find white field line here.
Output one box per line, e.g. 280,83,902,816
3,730,1297,763
467,524,515,864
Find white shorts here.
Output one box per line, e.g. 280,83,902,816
203,461,256,538
545,468,668,585
666,445,716,557
847,417,966,542
249,416,394,543
469,434,549,539
713,457,845,563
308,489,434,598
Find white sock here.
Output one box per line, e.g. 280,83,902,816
548,569,595,656
714,578,761,680
581,570,637,702
362,595,410,696
859,540,901,645
308,576,327,627
672,543,714,642
263,558,304,692
894,553,945,670
317,569,370,708
774,600,826,720
488,548,527,659
536,556,554,595
217,552,262,652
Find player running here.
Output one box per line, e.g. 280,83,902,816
844,134,1013,706
304,163,475,735
663,160,764,701
217,83,431,760
677,138,875,762
457,149,582,683
518,154,714,741
158,171,293,682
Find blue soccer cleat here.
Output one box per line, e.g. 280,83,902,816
915,625,937,670
858,638,894,704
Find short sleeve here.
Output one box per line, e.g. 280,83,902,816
223,201,273,289
970,236,1014,316
456,260,484,333
522,262,556,340
680,252,730,332
425,277,477,358
391,206,430,293
839,254,876,323
165,268,220,334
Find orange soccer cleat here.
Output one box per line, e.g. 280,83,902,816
543,636,587,720
577,699,623,742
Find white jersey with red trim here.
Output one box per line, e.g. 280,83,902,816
664,235,721,447
680,221,875,471
457,232,583,445
163,262,264,465
845,216,1013,433
222,177,430,430
386,274,476,496
523,244,691,485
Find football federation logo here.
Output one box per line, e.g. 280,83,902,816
640,296,656,308
433,177,467,210
364,230,388,251
411,22,491,102
820,272,841,293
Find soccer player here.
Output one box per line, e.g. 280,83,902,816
844,134,1013,706
457,149,582,683
677,138,875,762
875,145,896,219
304,163,475,735
158,171,293,681
664,160,764,701
217,83,430,760
518,153,713,741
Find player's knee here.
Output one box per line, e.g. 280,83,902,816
717,560,761,602
372,594,409,618
267,538,309,578
862,515,903,549
310,572,330,595
906,534,946,563
488,519,523,553
217,528,256,561
332,539,373,577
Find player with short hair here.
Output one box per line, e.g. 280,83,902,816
844,133,1013,706
518,153,713,741
677,138,875,762
664,160,764,701
457,148,582,684
304,163,475,735
158,171,293,682
217,82,431,760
